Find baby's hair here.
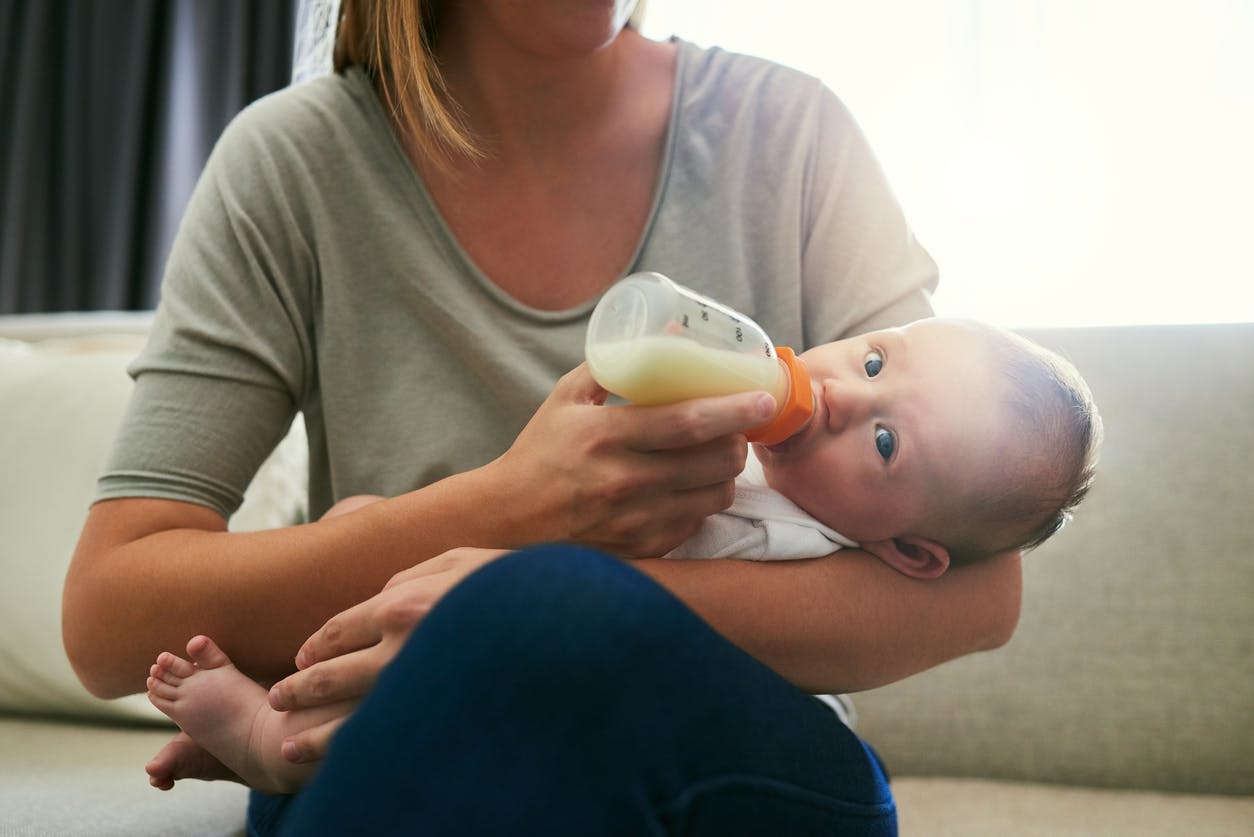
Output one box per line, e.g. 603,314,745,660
942,322,1103,566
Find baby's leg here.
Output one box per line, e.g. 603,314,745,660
146,635,350,795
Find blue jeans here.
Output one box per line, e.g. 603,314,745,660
249,545,895,836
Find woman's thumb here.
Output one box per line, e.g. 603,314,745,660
555,362,610,406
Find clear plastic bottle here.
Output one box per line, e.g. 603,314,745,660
585,271,813,445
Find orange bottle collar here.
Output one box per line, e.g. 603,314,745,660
746,347,813,446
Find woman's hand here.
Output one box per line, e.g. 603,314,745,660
266,547,509,762
488,363,776,557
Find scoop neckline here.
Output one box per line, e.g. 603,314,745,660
345,38,691,324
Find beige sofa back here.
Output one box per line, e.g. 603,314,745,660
854,323,1254,797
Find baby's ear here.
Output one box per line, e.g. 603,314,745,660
862,536,950,579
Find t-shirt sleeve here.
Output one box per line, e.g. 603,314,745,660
96,96,316,519
799,81,937,343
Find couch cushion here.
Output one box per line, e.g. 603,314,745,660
854,324,1254,796
891,776,1254,837
0,320,307,723
0,333,166,723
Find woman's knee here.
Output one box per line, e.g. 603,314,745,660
438,545,692,655
397,545,704,706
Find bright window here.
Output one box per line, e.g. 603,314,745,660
642,1,1254,327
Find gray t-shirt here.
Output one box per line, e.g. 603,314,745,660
98,39,936,520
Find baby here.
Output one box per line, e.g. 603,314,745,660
670,316,1102,575
144,317,1101,794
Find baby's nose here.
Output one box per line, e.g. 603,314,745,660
822,378,874,432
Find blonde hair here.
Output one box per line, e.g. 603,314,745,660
332,1,650,167
941,324,1103,566
333,0,478,165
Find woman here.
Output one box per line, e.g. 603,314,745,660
64,2,1021,834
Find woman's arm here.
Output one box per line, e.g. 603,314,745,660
63,470,499,699
63,367,777,699
633,549,1022,694
263,544,1020,762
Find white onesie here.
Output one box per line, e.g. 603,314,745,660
667,448,857,561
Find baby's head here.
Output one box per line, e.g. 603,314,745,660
755,318,1102,577
914,321,1103,567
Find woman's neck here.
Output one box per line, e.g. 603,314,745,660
398,14,677,309
435,15,653,163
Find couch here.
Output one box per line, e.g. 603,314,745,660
1,312,1251,836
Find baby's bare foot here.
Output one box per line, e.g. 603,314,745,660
146,635,312,795
146,731,239,790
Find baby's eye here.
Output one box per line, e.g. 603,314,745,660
864,351,884,378
874,427,896,462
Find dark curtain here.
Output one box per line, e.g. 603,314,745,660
0,0,298,314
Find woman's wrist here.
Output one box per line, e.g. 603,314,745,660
409,460,547,551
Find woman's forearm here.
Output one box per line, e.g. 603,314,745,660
63,468,503,699
633,549,1022,694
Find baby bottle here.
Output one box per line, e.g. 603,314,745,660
585,271,813,446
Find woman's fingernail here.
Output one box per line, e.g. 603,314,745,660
295,650,309,669
282,740,304,763
268,685,286,711
754,393,776,419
